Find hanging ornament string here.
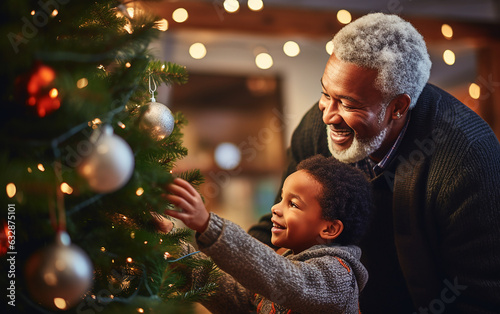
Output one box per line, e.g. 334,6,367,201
50,141,67,232
149,73,157,102
140,74,176,141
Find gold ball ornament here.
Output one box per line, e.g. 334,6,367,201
25,231,94,311
139,102,175,141
78,125,135,194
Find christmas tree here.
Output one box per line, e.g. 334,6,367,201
0,1,218,313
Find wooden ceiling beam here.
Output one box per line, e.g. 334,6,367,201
144,1,500,46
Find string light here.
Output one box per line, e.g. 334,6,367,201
124,22,133,34
325,41,334,55
136,187,144,196
49,88,58,98
60,182,73,195
255,52,273,69
469,83,480,99
137,308,145,313
6,183,16,198
38,164,45,171
443,49,455,65
51,10,58,17
441,24,453,39
125,62,131,68
90,118,102,129
127,257,133,263
189,43,207,59
172,8,188,23
53,298,67,310
248,0,264,11
224,0,239,13
283,41,300,57
337,9,352,24
77,78,88,89
127,7,135,18
156,18,168,31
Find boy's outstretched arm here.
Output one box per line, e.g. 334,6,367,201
164,178,210,233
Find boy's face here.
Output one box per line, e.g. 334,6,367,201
271,170,327,253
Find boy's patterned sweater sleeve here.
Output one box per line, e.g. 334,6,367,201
195,213,368,314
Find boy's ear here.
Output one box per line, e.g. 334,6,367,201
319,219,344,241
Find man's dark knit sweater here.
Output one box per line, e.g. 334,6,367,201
249,84,500,313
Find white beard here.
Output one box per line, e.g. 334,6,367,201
327,125,388,164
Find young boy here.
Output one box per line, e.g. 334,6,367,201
164,154,372,313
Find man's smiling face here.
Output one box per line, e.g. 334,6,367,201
319,53,395,163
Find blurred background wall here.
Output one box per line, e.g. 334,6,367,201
143,0,500,231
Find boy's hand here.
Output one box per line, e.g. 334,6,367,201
164,178,210,233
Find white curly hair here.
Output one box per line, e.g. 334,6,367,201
332,13,432,109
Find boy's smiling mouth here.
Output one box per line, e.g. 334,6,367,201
271,220,286,233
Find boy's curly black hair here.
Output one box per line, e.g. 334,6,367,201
296,154,373,245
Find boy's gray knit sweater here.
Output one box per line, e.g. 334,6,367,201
187,213,368,313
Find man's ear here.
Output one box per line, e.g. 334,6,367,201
390,93,411,120
319,219,344,241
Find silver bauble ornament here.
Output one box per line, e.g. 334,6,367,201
25,231,94,311
78,125,134,194
139,101,175,141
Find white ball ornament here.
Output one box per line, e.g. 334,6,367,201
139,101,175,141
78,125,134,194
25,231,94,311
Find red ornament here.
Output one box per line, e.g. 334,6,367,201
25,64,61,117
0,220,11,256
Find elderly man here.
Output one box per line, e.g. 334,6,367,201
249,13,500,313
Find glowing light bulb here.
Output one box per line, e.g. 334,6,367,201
54,298,67,310
248,0,264,11
6,183,16,198
325,41,334,55
283,41,300,57
156,18,168,31
224,0,239,13
189,43,207,59
127,7,134,18
337,10,352,24
441,24,453,39
49,88,58,98
172,8,188,23
255,53,273,70
77,78,88,89
469,83,480,99
60,183,73,195
443,49,455,65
